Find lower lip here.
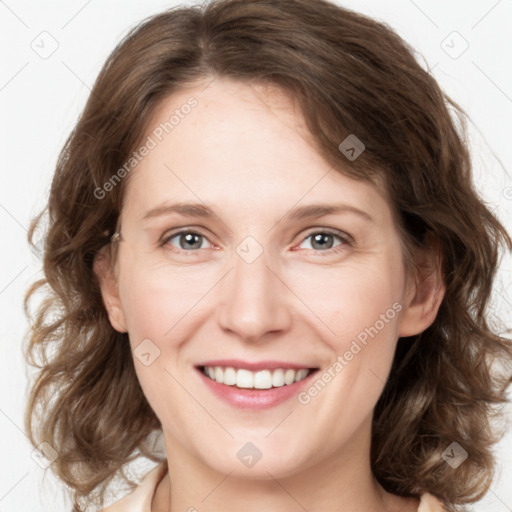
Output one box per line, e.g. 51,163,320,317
196,368,317,409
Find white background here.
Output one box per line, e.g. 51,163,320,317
1,0,511,510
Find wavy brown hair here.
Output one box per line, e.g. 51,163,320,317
24,0,512,510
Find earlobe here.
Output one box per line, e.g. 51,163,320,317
93,247,128,333
398,243,445,338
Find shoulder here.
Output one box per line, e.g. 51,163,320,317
102,462,168,512
418,492,446,511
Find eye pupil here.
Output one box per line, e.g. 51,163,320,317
311,233,334,250
180,233,202,250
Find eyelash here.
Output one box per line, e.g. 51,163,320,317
160,228,352,256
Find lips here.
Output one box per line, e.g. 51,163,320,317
195,359,319,409
196,359,317,371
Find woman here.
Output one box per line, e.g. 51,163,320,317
24,0,512,511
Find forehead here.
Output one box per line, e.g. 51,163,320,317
120,78,392,227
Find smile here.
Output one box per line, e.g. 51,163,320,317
200,366,313,389
195,360,319,409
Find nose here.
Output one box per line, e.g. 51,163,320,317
217,248,292,344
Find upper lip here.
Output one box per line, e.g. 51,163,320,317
196,359,319,371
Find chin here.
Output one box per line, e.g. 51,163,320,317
197,440,311,480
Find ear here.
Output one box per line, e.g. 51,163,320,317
93,246,128,333
398,236,445,338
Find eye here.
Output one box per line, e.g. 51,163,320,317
162,230,211,252
297,230,351,253
160,228,351,255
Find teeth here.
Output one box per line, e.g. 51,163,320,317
214,366,224,384
254,370,272,389
237,369,253,388
272,369,285,387
284,369,295,385
202,366,311,389
223,367,237,385
294,369,308,382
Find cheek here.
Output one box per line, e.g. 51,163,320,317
116,257,212,430
295,275,403,441
117,253,221,345
294,254,405,413
291,256,405,349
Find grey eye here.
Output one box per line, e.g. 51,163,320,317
300,232,344,251
166,231,209,250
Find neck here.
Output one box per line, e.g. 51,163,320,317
152,415,419,512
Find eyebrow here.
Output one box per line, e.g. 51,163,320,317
142,201,374,223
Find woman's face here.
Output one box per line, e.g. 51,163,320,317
99,77,432,479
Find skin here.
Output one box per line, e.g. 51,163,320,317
95,77,445,512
